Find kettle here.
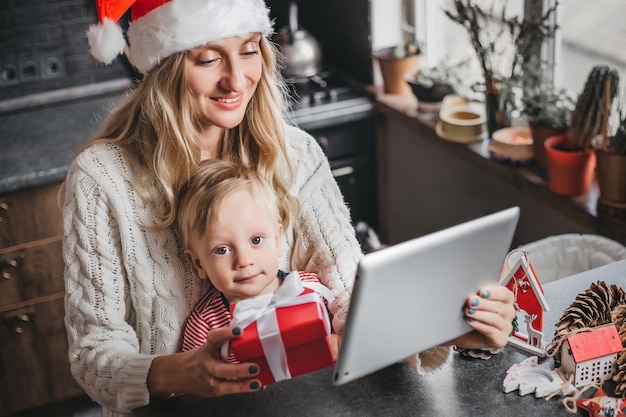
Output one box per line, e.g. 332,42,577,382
275,2,322,78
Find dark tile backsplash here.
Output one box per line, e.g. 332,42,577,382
0,0,372,104
0,0,134,102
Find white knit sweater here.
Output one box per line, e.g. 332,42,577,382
62,124,450,416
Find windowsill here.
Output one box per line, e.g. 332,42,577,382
372,90,626,246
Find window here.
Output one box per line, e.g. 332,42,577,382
555,0,626,97
414,0,527,95
413,0,626,103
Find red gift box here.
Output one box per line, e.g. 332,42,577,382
226,275,335,386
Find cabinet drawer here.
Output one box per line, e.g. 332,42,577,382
0,182,63,248
310,117,375,160
0,238,64,307
0,298,84,416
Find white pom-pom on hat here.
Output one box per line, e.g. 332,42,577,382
87,18,127,65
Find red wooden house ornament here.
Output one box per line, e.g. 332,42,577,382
499,252,550,356
561,324,624,388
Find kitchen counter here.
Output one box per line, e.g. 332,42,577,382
0,85,127,195
374,93,626,246
0,78,374,197
133,260,626,417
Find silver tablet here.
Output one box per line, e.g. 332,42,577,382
333,207,520,385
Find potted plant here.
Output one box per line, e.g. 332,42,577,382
444,0,559,136
405,57,469,106
372,0,422,95
519,58,576,170
544,66,619,196
596,103,626,215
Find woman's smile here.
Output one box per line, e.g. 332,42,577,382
213,93,244,110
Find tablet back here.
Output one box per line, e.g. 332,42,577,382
332,207,520,385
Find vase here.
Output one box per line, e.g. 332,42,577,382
373,48,421,95
544,134,596,196
484,90,511,138
596,150,626,215
528,123,569,172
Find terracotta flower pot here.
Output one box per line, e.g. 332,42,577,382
544,134,596,196
528,123,569,172
596,150,626,204
373,48,421,95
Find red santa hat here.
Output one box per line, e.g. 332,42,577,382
87,0,273,74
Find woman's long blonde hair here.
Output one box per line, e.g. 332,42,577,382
80,37,294,228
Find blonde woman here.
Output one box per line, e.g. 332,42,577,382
62,1,516,416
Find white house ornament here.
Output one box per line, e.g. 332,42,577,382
559,324,623,388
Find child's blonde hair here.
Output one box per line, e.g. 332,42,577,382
176,159,299,249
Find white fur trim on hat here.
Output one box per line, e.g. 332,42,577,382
88,17,127,65
127,0,273,74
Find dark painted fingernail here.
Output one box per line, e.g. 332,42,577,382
250,381,261,390
468,308,475,315
468,317,475,322
232,327,242,336
471,298,479,307
249,365,259,375
481,290,491,298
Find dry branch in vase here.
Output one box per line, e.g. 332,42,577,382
444,0,559,135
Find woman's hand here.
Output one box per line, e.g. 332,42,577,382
449,285,516,350
148,326,262,398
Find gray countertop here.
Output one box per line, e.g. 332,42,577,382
0,91,125,195
0,87,373,197
133,260,626,417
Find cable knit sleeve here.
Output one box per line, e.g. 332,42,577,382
62,144,198,417
63,155,154,415
282,125,363,334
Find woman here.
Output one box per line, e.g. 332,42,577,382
63,1,516,416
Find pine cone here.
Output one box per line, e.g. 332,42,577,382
549,281,625,364
612,304,626,396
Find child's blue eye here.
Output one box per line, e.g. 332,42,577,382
215,246,230,255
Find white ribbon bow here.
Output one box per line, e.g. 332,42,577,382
224,272,335,382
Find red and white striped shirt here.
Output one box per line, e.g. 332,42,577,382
181,271,332,359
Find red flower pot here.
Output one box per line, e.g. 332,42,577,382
544,134,596,196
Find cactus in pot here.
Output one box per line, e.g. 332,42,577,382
568,66,619,151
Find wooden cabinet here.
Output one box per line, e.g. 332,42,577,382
0,183,85,416
375,100,594,247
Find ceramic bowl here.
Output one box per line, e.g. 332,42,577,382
436,106,487,143
489,127,534,162
405,73,455,103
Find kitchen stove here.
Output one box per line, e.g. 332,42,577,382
285,70,378,230
285,70,374,131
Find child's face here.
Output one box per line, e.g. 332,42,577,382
186,187,282,304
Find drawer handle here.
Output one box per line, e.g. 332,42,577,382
2,307,35,334
331,166,354,179
0,201,8,222
1,253,24,280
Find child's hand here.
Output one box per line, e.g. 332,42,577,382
330,334,341,362
449,285,516,350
